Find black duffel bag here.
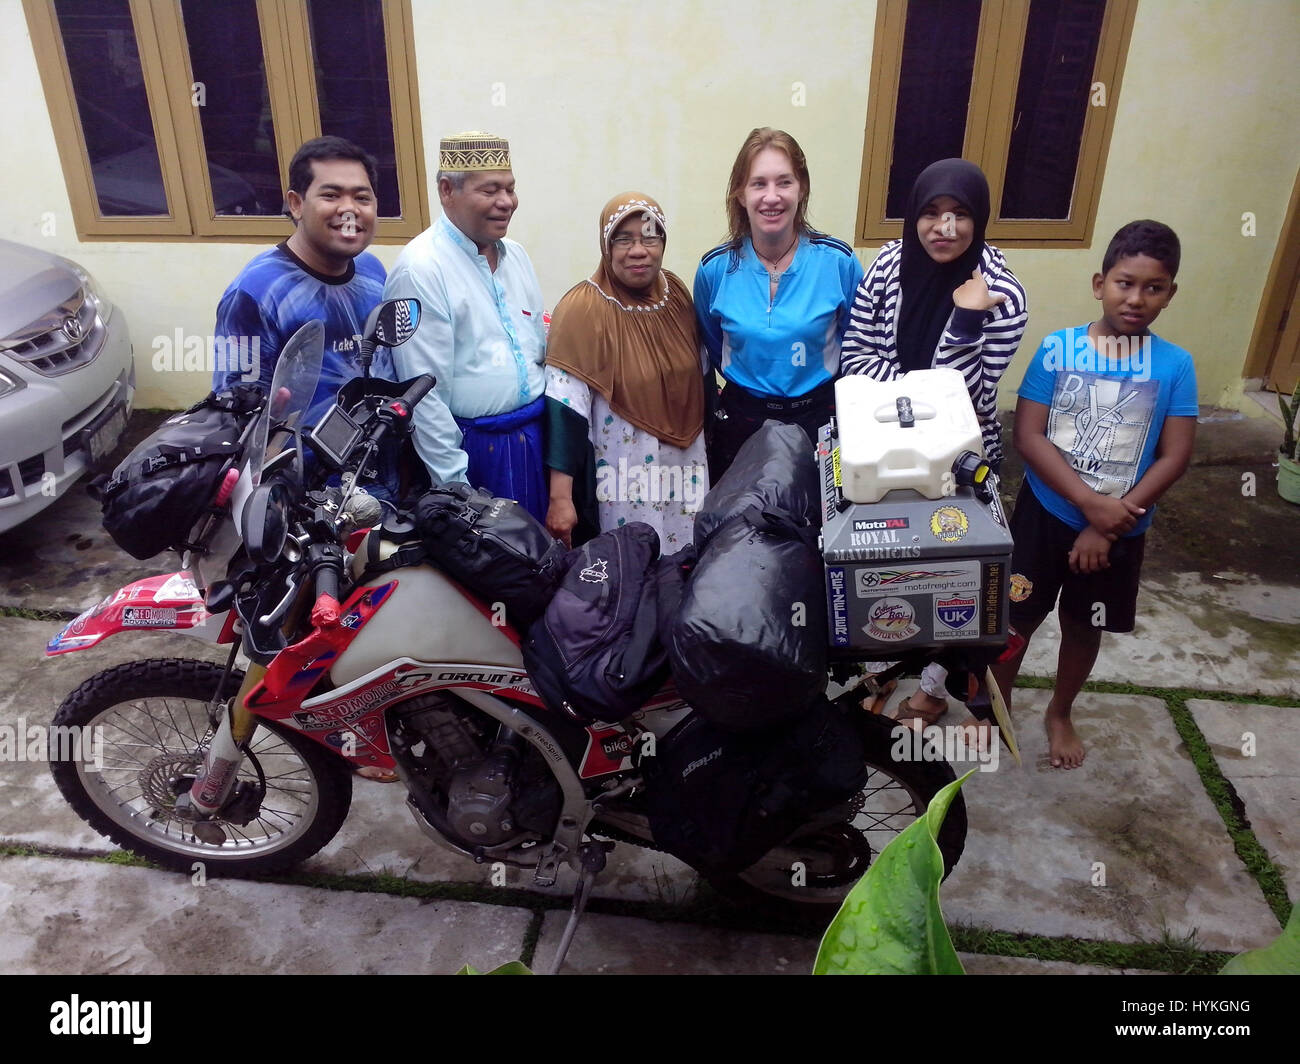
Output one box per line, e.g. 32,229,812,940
669,506,828,730
523,522,667,723
643,696,868,880
694,420,820,547
415,482,566,630
101,384,265,560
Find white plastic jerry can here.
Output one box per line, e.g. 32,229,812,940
834,368,984,503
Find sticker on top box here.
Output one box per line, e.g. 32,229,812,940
862,597,922,643
826,567,850,647
855,559,981,597
932,594,979,640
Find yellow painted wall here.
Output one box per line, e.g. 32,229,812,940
1,0,1297,412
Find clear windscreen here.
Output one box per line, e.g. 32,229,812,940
244,320,325,485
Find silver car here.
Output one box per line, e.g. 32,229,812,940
0,239,134,532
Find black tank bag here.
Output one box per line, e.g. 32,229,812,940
414,482,566,630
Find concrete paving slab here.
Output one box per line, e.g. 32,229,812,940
1021,574,1300,698
0,854,532,975
0,476,165,614
1186,699,1300,898
534,910,817,975
939,690,1279,953
957,953,1160,975
0,616,226,852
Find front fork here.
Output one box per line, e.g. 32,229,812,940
179,663,266,818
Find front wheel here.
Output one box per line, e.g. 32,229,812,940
50,658,352,876
710,713,967,915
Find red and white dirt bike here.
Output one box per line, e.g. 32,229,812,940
45,301,965,970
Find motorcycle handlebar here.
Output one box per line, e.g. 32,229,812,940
400,374,436,409
308,542,344,604
364,374,436,454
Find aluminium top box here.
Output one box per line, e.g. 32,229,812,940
834,369,983,503
817,421,1013,658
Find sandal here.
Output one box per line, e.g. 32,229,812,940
890,690,949,726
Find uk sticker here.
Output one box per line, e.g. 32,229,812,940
122,606,177,627
864,597,921,643
929,505,969,543
933,595,978,639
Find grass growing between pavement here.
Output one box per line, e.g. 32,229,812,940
0,605,77,623
951,924,1230,976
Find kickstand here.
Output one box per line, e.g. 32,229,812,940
547,840,610,975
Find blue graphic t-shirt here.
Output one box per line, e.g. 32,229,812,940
1017,325,1198,536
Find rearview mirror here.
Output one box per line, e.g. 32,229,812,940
362,298,421,350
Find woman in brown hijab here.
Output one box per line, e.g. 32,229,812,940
545,192,710,548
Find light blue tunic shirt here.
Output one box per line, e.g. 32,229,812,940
383,214,547,485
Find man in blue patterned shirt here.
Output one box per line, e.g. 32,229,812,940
211,136,397,495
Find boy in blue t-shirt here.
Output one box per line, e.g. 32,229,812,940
992,220,1198,769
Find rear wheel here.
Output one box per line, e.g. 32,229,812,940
710,712,966,915
50,658,352,876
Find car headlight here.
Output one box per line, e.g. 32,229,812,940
0,367,26,399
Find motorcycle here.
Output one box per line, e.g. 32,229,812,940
46,300,971,972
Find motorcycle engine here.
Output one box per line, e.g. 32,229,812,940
390,694,562,852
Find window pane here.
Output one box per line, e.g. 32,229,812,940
54,0,167,217
180,0,281,216
887,0,983,218
999,0,1107,219
307,0,400,217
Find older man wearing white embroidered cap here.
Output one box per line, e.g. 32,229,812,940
383,131,547,519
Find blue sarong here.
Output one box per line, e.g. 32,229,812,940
455,396,547,523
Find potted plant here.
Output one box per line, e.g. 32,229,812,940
1278,380,1300,504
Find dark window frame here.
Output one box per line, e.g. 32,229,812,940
855,0,1139,249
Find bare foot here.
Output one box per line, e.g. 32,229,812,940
892,689,948,724
1045,709,1085,769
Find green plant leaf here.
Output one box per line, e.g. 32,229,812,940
813,770,975,975
456,960,534,975
1220,905,1300,974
